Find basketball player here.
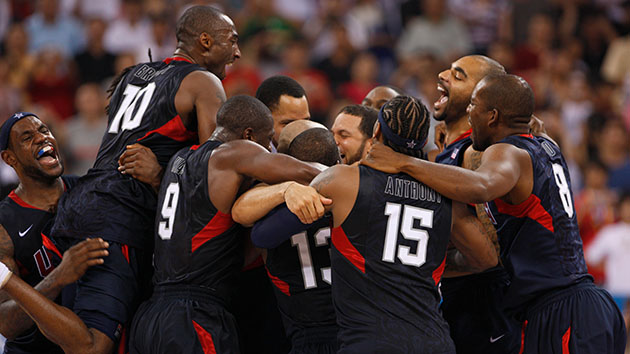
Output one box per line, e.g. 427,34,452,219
431,55,519,353
0,112,110,353
331,105,378,165
256,75,311,151
276,120,327,154
6,6,241,353
361,86,401,110
232,128,340,353
128,95,323,354
363,75,627,353
309,96,497,353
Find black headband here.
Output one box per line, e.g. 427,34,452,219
377,106,426,151
0,112,38,151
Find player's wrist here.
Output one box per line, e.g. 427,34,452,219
0,261,13,289
282,182,297,201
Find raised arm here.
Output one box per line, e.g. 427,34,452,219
447,202,499,274
362,142,528,204
176,71,227,142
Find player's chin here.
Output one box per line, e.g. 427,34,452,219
38,162,64,178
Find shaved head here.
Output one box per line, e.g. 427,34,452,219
362,86,402,110
276,120,326,153
176,5,230,44
474,74,534,126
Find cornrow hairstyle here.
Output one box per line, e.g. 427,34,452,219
380,95,431,158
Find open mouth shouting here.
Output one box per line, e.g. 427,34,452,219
35,144,60,168
434,82,450,115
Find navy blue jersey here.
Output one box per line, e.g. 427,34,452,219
264,216,336,340
485,135,590,315
332,165,454,353
152,141,244,304
0,175,78,354
51,58,203,249
434,130,472,166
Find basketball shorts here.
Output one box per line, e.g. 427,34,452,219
440,267,520,354
520,280,627,354
289,326,338,354
129,285,240,354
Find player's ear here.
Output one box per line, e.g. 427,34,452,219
1,150,16,167
372,121,382,140
488,108,499,127
242,127,254,141
199,32,213,50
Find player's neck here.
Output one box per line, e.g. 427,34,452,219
171,49,196,64
13,177,65,212
444,116,471,145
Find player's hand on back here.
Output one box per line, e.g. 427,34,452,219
528,115,546,136
361,142,406,174
118,144,164,192
284,182,332,224
54,238,109,286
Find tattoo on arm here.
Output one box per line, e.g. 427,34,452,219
467,151,483,170
475,204,501,262
311,170,335,195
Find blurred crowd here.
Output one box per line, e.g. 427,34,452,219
1,0,630,308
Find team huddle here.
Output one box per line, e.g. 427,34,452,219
0,5,627,354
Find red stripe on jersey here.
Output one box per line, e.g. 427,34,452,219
562,326,571,354
519,134,534,139
332,226,365,273
449,129,472,146
117,327,127,354
242,256,264,271
432,253,447,285
192,320,217,354
191,211,235,253
190,144,201,151
519,320,528,354
164,57,193,64
41,233,63,260
121,245,130,263
494,194,554,233
137,115,197,143
266,267,290,296
9,191,42,210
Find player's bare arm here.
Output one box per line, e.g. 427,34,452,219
310,164,359,228
232,182,331,226
176,70,227,142
447,202,498,274
0,238,110,352
363,141,531,204
208,140,322,213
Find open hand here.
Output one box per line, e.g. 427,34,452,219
118,144,164,191
284,183,332,224
54,238,109,286
361,142,406,174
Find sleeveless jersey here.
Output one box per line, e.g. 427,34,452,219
52,58,203,249
0,175,77,354
332,165,454,353
264,216,336,339
152,141,244,305
434,129,472,166
485,135,590,315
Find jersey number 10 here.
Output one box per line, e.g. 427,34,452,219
109,83,157,134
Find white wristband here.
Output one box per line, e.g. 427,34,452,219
0,261,12,289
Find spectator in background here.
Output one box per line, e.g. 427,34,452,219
62,0,121,22
587,192,630,318
74,18,116,84
0,0,9,41
134,11,175,62
338,51,378,104
513,13,556,75
576,159,616,285
28,49,76,120
601,31,630,84
24,0,85,57
0,58,22,120
103,0,152,58
396,0,472,64
2,24,35,93
315,20,355,91
448,0,512,54
64,83,107,175
598,118,630,193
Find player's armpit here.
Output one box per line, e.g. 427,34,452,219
449,202,498,272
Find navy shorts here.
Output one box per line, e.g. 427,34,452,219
129,286,240,354
520,280,627,354
54,237,152,345
440,268,520,354
289,326,338,354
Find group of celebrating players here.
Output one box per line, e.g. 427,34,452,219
0,5,627,354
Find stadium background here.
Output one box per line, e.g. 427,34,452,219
0,0,629,351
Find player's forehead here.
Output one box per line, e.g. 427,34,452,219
11,116,45,135
274,95,309,118
451,56,487,79
332,113,361,132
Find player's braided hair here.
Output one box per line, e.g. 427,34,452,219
380,95,431,158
